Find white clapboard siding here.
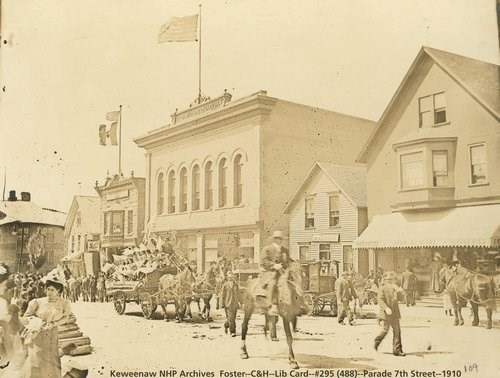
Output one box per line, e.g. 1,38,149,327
288,169,361,270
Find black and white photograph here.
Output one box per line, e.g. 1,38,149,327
0,1,499,377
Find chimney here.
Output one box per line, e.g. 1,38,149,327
8,190,17,201
20,192,31,202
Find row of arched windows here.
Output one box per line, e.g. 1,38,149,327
156,153,245,215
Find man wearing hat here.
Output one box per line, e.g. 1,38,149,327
374,271,405,356
220,271,239,337
257,230,289,316
336,271,356,325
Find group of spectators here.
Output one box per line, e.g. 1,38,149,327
0,263,87,377
65,273,108,303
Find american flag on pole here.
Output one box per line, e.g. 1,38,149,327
158,14,198,43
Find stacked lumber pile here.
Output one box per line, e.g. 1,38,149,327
58,313,92,356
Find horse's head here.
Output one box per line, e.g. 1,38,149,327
439,264,453,286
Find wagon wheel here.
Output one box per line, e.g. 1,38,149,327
113,291,126,315
313,297,326,315
329,296,338,317
303,293,315,315
140,293,157,319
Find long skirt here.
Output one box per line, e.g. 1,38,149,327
24,327,61,378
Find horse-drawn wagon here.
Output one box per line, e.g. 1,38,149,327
301,260,339,315
106,266,177,319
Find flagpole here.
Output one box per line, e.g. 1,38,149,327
119,105,123,175
198,4,202,104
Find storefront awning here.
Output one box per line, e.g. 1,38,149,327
354,204,500,249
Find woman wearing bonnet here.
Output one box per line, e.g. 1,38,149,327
22,268,71,377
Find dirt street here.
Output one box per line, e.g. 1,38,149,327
62,301,500,377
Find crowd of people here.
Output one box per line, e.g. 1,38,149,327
0,263,86,377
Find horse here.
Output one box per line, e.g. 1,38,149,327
158,265,197,322
239,260,304,369
439,265,496,329
193,266,220,321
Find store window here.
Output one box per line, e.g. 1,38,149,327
319,244,330,260
111,211,124,235
299,245,309,261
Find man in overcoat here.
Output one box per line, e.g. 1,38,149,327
374,271,405,356
336,272,355,325
220,271,239,337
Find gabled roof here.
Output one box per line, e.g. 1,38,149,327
64,196,100,236
357,46,500,163
0,200,66,227
283,162,367,214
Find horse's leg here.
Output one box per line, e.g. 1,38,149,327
451,293,460,326
486,302,493,329
283,317,298,369
471,301,479,326
240,305,252,359
457,300,465,326
292,315,298,332
270,315,279,341
206,295,213,322
160,303,169,322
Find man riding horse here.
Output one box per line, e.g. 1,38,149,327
256,230,290,316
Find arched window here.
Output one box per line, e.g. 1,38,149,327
233,155,243,205
168,170,176,214
179,167,188,212
205,162,213,209
192,165,200,211
157,173,164,215
218,158,227,207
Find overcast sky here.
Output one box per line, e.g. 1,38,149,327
0,0,498,213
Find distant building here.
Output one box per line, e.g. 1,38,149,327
95,174,146,266
62,196,100,277
134,90,375,272
0,190,66,273
284,162,368,277
355,47,500,292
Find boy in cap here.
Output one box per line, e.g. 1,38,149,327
374,271,405,356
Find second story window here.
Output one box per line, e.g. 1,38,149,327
168,170,176,214
470,143,487,184
329,195,340,227
401,151,424,189
305,197,315,228
103,213,110,235
179,168,188,212
432,151,448,187
157,173,164,215
127,210,133,234
111,211,124,235
192,165,200,211
233,155,243,206
219,158,227,207
419,92,446,127
205,162,213,209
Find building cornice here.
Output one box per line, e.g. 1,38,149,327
134,91,276,150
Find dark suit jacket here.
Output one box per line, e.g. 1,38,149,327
400,270,416,290
260,244,289,271
377,283,401,320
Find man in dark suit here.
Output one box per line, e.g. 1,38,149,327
258,230,289,316
336,272,355,325
400,266,417,307
374,271,406,356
